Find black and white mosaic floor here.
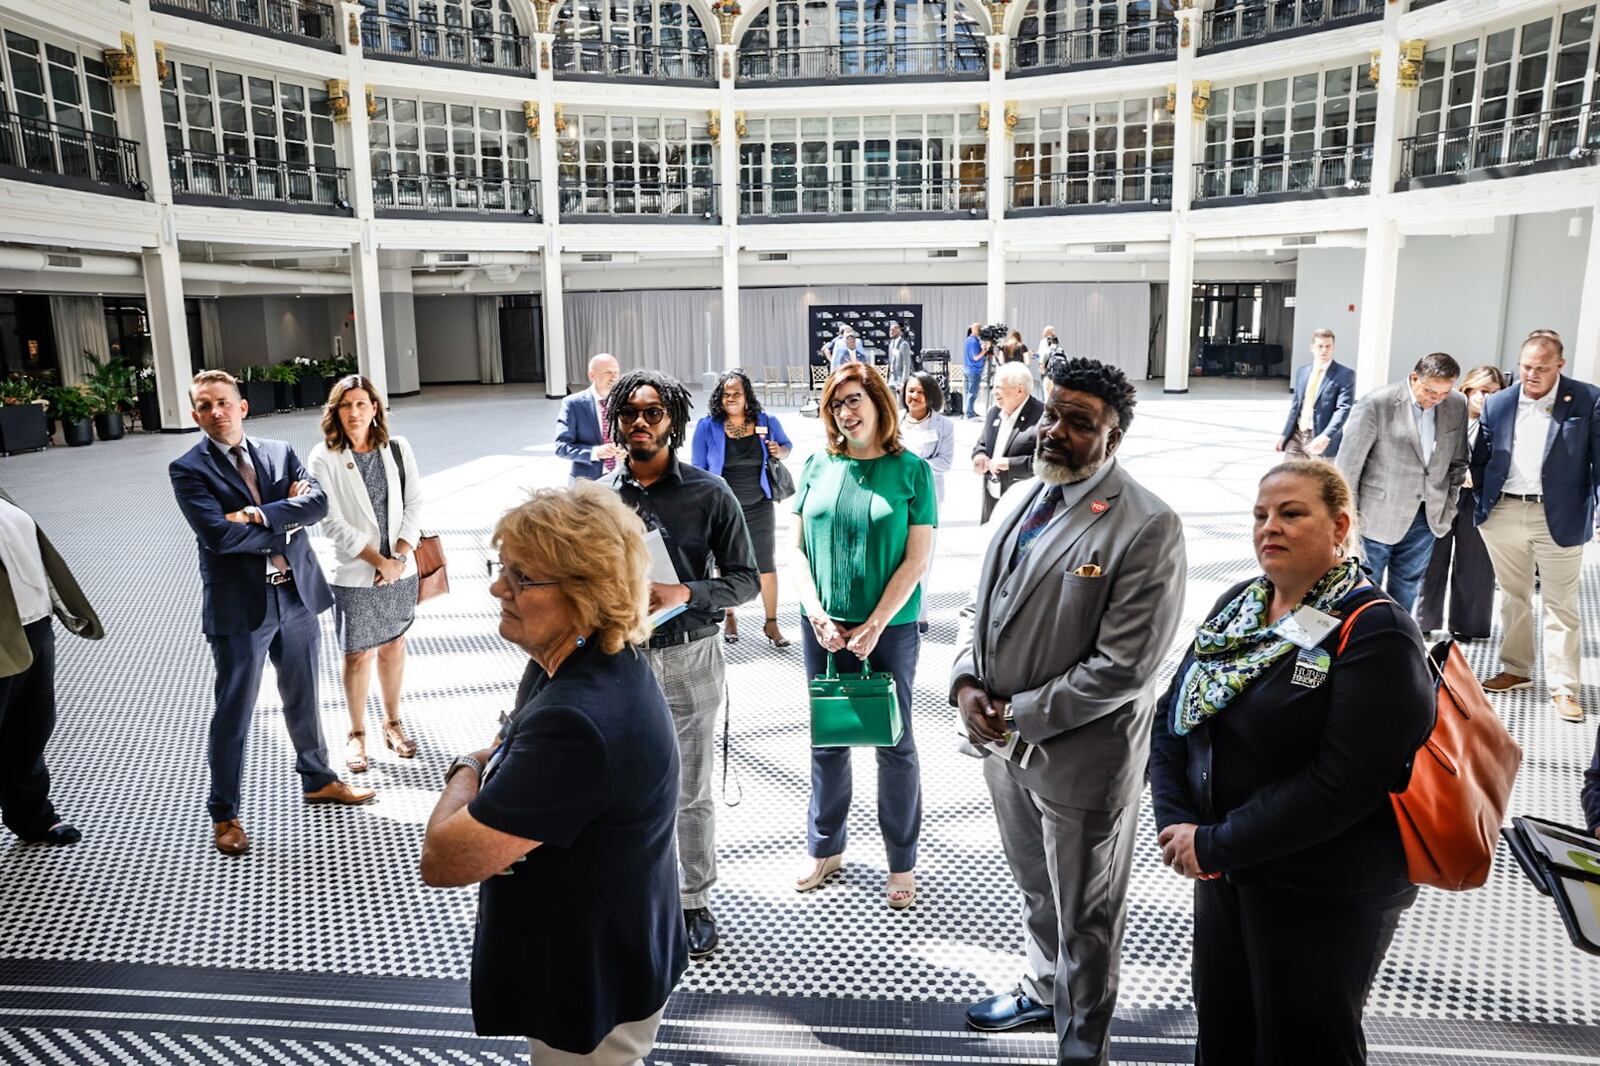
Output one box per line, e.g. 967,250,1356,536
1,380,1598,1065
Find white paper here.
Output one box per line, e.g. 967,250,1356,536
642,528,681,585
1278,605,1340,650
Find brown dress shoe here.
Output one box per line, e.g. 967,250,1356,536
1481,672,1534,693
1554,695,1584,722
213,819,249,855
303,780,377,806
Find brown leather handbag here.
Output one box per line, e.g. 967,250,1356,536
1338,603,1522,891
390,442,448,603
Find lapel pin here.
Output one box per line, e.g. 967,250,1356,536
1563,394,1572,402
1090,500,1109,514
347,462,355,469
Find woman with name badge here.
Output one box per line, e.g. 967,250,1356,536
1148,459,1434,1066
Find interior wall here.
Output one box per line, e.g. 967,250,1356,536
1292,248,1365,381
415,293,480,383
262,296,333,360
381,292,420,394
1500,209,1587,363
214,298,269,372
1392,221,1515,380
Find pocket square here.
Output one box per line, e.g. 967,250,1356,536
1072,564,1103,578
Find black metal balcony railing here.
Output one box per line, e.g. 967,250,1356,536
1194,144,1373,201
170,148,350,209
374,172,540,216
1007,167,1173,212
0,111,142,191
739,178,985,218
1011,18,1177,72
361,12,530,71
151,0,337,46
1201,0,1383,50
737,42,985,83
1399,103,1600,186
551,39,715,82
559,180,718,219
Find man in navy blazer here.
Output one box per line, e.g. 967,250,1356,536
554,353,622,482
1276,329,1356,458
1472,332,1600,722
170,370,374,856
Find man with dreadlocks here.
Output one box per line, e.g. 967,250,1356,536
600,368,759,960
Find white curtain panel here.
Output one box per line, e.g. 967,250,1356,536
48,295,109,385
475,296,504,384
564,289,724,389
199,299,225,371
1004,282,1152,381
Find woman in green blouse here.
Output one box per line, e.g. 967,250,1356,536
790,363,936,909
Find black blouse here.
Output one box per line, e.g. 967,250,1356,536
721,432,767,508
1149,583,1434,897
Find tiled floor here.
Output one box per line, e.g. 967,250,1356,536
0,378,1597,1065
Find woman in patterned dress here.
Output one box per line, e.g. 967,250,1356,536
308,376,424,772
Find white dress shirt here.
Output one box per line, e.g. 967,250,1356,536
987,403,1026,499
1504,389,1556,495
0,499,52,626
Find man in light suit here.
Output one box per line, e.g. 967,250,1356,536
953,357,1186,1066
887,322,914,387
170,370,374,857
1336,352,1468,618
554,353,623,482
1277,328,1356,458
1472,331,1600,722
972,362,1045,523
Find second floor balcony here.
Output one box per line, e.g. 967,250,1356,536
1007,167,1172,214
558,179,718,222
1398,102,1600,190
1201,0,1384,52
1194,143,1372,204
151,0,339,48
552,39,715,84
1011,19,1177,75
374,173,540,217
0,112,144,197
739,178,984,220
737,42,985,85
170,148,350,212
361,12,531,72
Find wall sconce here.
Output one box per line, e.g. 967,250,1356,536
327,78,351,121
1191,80,1212,119
523,100,539,137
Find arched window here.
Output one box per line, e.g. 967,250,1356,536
360,0,528,71
1011,0,1174,70
553,0,714,81
738,0,985,80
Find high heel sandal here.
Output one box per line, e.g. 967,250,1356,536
795,853,843,892
763,619,790,649
723,615,740,644
887,873,917,910
345,730,369,773
382,719,418,759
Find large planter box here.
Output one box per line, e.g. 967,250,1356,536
272,381,294,412
241,380,276,416
94,410,126,441
0,404,48,455
293,376,326,409
137,392,161,431
61,417,94,447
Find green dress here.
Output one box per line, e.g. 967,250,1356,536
793,449,937,627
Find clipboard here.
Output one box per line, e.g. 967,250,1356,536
1502,815,1600,956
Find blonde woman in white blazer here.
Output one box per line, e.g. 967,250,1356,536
308,375,424,773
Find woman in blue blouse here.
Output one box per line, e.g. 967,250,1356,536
691,369,794,647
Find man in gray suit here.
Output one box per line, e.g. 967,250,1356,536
887,322,914,387
952,357,1186,1066
1336,352,1468,618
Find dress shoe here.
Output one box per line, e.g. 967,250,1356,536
303,780,377,806
965,987,1054,1032
22,822,81,846
213,819,249,855
1554,694,1584,722
685,907,719,958
1481,672,1533,693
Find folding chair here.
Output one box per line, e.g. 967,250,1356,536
763,365,787,406
784,364,809,406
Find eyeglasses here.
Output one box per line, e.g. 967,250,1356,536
486,560,559,592
616,405,668,426
827,393,868,415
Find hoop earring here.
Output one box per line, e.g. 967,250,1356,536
1335,544,1347,559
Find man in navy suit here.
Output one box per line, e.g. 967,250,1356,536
1473,332,1600,723
170,370,374,856
554,353,622,482
1276,329,1356,459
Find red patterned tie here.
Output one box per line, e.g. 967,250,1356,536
231,445,288,574
598,396,616,473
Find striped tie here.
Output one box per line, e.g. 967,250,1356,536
1012,484,1065,565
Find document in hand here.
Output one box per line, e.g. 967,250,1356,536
1503,815,1600,955
641,528,689,630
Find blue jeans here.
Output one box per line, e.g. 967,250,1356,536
800,618,922,873
1360,506,1437,618
964,370,983,417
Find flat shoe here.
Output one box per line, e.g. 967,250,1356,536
795,853,843,892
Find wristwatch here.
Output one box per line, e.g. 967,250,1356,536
444,754,485,788
243,505,263,524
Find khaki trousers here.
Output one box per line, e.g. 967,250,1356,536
529,1007,666,1065
1478,498,1585,698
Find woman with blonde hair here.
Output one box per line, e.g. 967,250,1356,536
308,375,423,772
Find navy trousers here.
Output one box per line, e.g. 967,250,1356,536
800,618,923,873
0,619,60,840
205,582,336,822
1360,506,1436,618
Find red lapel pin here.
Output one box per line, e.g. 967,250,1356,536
1090,500,1109,514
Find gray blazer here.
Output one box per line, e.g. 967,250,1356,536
888,337,914,382
949,461,1187,811
1336,382,1468,545
0,487,103,678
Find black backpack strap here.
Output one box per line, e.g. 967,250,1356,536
389,440,405,502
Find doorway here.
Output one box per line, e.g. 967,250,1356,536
499,295,544,383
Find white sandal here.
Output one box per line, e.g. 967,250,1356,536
795,853,843,892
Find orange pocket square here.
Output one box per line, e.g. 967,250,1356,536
1072,564,1103,578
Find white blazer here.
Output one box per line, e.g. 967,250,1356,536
308,436,424,588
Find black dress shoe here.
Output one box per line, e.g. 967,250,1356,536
685,907,719,958
23,823,81,846
965,987,1053,1031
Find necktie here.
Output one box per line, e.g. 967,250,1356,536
231,445,288,574
1298,364,1326,432
598,399,616,472
1012,484,1065,566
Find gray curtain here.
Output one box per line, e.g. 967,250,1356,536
199,299,225,371
48,295,109,384
1259,283,1292,378
1004,283,1152,381
565,289,724,387
475,295,504,384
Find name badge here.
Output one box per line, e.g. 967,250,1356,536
1291,648,1332,689
1277,605,1340,650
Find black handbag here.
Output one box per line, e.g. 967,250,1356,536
766,454,796,501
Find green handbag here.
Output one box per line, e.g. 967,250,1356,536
809,653,903,747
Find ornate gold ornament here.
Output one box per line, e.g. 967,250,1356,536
713,1,740,45
1398,39,1425,89
365,85,377,118
707,108,721,143
1179,16,1190,49
721,51,732,79
1191,80,1211,119
991,41,1002,70
531,0,556,33
1368,49,1382,85
523,100,539,136
978,104,990,132
1163,84,1177,117
986,0,1007,35
1003,101,1018,137
103,33,140,86
348,11,360,46
541,40,550,69
734,111,747,140
554,105,567,134
327,78,351,121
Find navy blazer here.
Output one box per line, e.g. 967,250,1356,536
169,436,333,636
555,389,606,481
1471,375,1600,547
1280,360,1356,455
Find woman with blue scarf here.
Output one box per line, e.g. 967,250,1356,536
1149,459,1434,1066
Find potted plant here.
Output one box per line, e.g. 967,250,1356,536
323,354,356,397
45,385,101,447
291,357,326,408
135,366,161,431
238,366,277,416
0,376,48,455
84,352,137,441
263,362,300,412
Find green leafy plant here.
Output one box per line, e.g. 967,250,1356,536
45,385,102,423
84,352,137,413
0,376,39,406
326,353,357,378
263,362,301,384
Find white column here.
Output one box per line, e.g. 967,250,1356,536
984,15,1008,328
143,244,194,430
1163,5,1199,393
124,0,174,204
533,17,566,394
719,51,740,370
338,1,376,219
1572,204,1600,383
1355,4,1408,393
541,231,568,397
1164,219,1195,393
986,234,1006,324
349,235,389,396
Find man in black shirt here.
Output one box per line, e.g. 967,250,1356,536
600,369,759,959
